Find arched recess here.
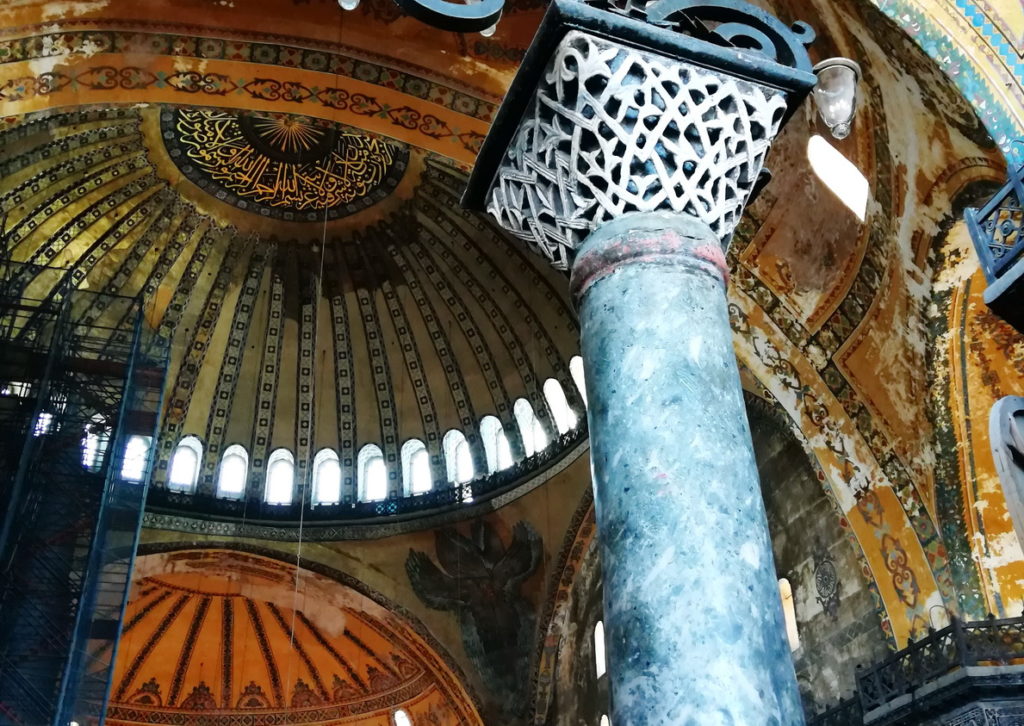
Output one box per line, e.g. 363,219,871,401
916,176,1009,619
110,547,485,726
730,292,948,645
532,396,895,718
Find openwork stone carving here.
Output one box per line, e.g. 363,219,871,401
486,30,788,269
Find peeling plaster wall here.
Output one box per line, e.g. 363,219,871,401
928,218,1024,618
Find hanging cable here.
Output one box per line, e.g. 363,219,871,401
285,0,342,681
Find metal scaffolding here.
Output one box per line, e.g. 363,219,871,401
0,221,169,725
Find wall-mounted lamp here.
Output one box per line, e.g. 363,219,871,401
479,17,499,37
812,58,861,140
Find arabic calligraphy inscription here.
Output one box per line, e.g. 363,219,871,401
162,107,408,221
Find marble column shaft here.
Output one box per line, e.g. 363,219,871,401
571,212,804,725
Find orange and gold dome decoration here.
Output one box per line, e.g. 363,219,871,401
106,549,483,726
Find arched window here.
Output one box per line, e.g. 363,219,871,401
514,398,548,456
358,444,388,502
393,709,412,726
81,413,109,472
455,439,473,483
312,448,341,505
544,378,577,434
32,390,67,437
569,355,587,407
779,578,800,651
479,416,512,473
33,412,54,437
120,435,152,482
265,449,295,505
1,381,31,398
168,435,203,492
217,444,248,499
593,620,607,678
807,135,869,222
401,439,433,495
442,429,474,484
600,716,611,726
990,396,1024,548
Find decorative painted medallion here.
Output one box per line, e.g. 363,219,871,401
161,107,408,221
812,539,841,620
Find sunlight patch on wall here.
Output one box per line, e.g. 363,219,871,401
807,135,869,222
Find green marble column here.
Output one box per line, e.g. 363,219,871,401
571,212,804,725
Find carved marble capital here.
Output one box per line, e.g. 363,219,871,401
484,30,789,270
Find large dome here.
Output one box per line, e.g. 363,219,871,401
0,105,588,534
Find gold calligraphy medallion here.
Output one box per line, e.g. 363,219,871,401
163,108,408,221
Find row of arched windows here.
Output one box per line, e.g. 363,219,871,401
163,365,588,505
593,621,610,726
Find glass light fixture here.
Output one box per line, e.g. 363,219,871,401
811,58,861,140
338,0,360,11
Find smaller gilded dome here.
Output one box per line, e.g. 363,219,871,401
107,550,482,726
161,108,409,221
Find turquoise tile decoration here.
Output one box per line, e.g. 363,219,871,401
877,0,1023,164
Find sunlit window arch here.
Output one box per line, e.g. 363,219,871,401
81,413,109,473
513,398,548,457
120,435,152,482
358,444,388,502
479,416,512,473
168,435,203,493
393,709,412,726
543,378,577,434
217,444,248,499
442,429,474,484
265,448,295,505
593,620,607,679
779,577,800,651
569,355,587,408
401,438,433,495
312,448,341,505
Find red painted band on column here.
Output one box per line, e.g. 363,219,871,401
569,228,729,305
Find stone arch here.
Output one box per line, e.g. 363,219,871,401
731,296,949,645
532,388,898,719
924,171,1024,619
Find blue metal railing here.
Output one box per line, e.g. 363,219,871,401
966,151,1024,282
